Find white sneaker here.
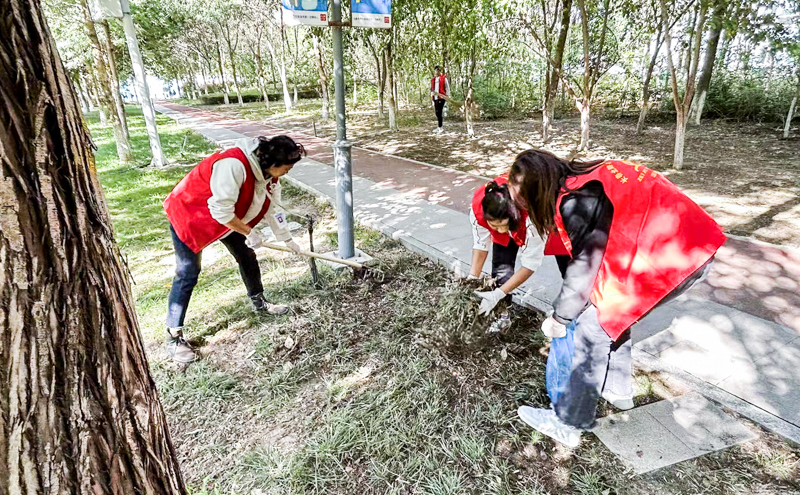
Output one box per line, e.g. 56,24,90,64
518,406,582,448
601,390,634,410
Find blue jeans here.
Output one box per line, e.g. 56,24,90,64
166,224,263,328
554,258,715,429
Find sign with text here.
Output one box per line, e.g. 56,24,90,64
351,0,392,28
281,0,329,26
89,0,123,20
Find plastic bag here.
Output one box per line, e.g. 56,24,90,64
546,320,576,406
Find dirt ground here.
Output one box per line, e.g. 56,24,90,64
208,102,800,248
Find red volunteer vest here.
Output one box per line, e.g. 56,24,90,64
551,160,726,340
163,147,278,253
472,175,528,247
431,74,447,99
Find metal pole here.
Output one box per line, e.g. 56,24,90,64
119,0,167,167
331,0,355,259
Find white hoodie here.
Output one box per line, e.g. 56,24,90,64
207,138,292,242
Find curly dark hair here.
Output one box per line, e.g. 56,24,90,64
254,135,306,171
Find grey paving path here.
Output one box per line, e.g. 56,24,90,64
154,104,800,450
593,392,757,473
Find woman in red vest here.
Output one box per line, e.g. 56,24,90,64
470,176,545,332
162,136,306,363
507,149,725,447
430,65,450,134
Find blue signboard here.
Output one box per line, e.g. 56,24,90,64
351,0,392,28
281,0,329,26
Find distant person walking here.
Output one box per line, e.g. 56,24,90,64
430,65,450,134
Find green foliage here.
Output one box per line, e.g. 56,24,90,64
703,69,800,122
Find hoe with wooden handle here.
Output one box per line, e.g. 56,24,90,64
260,242,385,282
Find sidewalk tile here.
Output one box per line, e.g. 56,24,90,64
594,392,756,474
717,337,800,426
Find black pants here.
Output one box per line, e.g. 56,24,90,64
166,224,263,328
492,241,519,303
434,99,446,128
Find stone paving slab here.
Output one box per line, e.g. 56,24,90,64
717,337,800,426
593,392,757,474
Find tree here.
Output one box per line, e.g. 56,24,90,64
80,0,132,163
521,0,573,143
689,0,727,124
1,0,186,491
635,0,667,134
661,0,708,169
216,11,245,107
311,28,331,121
100,19,130,141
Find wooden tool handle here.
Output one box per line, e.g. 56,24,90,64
260,242,364,269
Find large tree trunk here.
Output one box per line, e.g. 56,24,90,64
1,0,186,492
81,0,131,164
385,43,398,132
690,0,725,124
214,40,231,105
543,0,572,143
312,33,330,122
100,20,129,141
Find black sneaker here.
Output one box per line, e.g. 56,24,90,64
166,328,199,364
250,293,289,315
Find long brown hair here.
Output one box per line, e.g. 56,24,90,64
508,149,604,237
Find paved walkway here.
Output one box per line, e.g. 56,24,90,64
155,102,800,445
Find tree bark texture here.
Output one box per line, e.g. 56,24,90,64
80,0,131,164
0,0,187,493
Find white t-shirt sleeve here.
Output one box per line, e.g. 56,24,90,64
208,157,247,224
264,181,292,242
469,208,491,251
519,218,545,271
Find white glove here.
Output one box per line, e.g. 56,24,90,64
245,228,266,248
467,274,480,280
475,288,506,316
285,239,302,254
541,316,567,338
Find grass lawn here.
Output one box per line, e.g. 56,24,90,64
90,107,800,494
